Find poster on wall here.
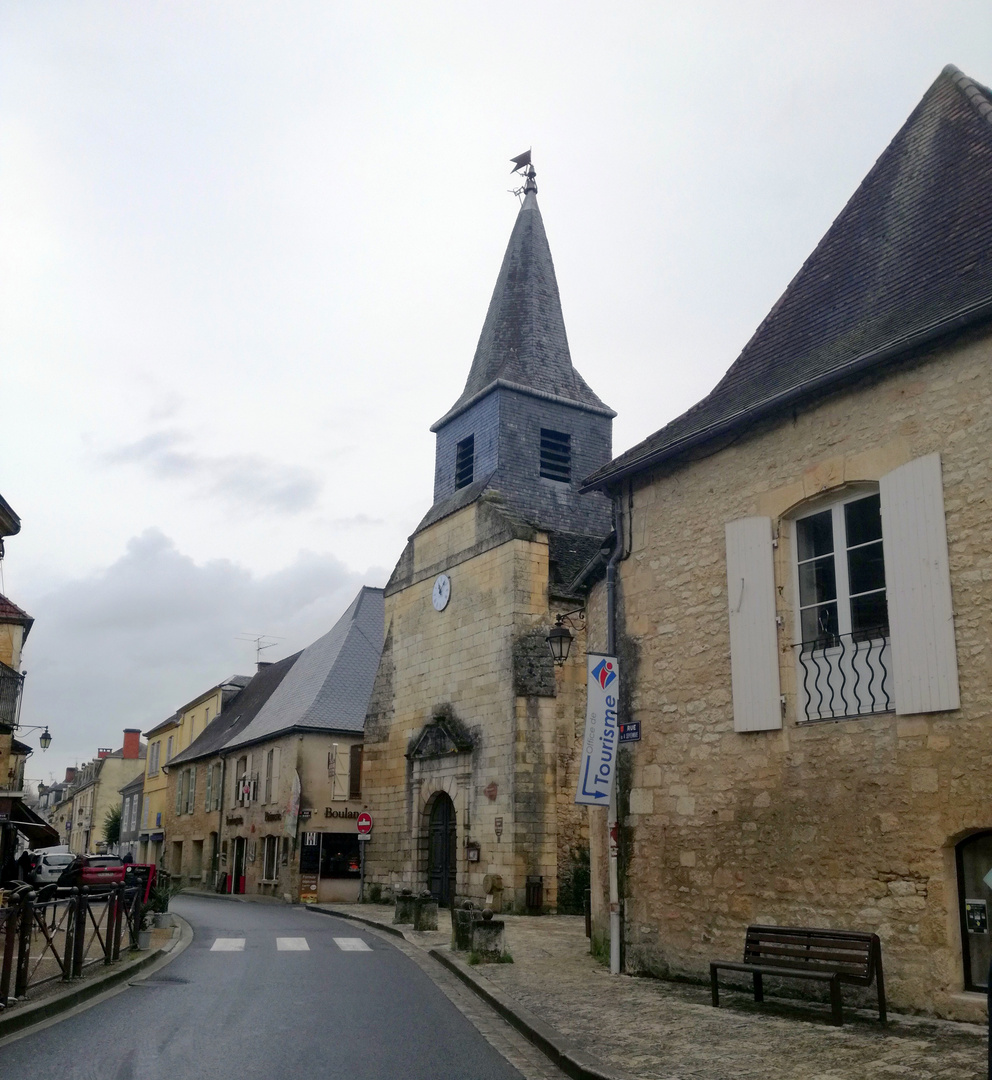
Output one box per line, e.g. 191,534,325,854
575,653,620,807
965,900,988,934
300,873,319,904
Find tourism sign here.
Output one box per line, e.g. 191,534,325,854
575,653,620,806
357,812,373,835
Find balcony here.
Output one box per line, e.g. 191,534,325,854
0,661,24,728
793,630,893,722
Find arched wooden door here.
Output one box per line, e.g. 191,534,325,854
427,793,457,905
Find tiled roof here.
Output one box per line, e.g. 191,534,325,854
432,190,614,431
143,712,179,738
0,594,33,625
167,652,301,766
584,65,992,491
222,586,385,748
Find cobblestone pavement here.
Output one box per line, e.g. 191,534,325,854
316,903,987,1080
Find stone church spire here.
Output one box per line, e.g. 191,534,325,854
432,168,614,432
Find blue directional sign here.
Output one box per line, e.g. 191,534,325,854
619,722,640,743
575,654,620,806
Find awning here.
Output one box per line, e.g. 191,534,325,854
3,799,59,847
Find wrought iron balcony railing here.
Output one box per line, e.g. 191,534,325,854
793,629,892,722
0,661,24,728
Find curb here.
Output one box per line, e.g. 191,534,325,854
302,905,631,1080
0,920,188,1041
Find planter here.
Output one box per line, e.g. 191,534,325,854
136,929,152,950
153,912,171,929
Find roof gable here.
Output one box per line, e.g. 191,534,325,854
586,65,992,489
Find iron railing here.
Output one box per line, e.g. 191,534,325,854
0,884,141,1008
794,630,892,721
0,661,24,728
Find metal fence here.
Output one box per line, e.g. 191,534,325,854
793,631,893,721
0,884,142,1008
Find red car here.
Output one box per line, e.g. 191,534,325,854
57,855,126,890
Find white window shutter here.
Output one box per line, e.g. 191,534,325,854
880,453,960,714
725,517,781,731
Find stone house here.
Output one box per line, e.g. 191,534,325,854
166,587,383,903
66,731,146,854
162,653,298,888
362,166,614,913
580,65,992,1018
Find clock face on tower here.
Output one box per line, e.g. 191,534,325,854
432,573,451,611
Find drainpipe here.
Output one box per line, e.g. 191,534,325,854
216,755,227,890
605,490,625,976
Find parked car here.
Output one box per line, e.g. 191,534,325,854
56,854,125,890
25,849,76,886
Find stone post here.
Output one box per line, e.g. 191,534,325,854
471,907,506,961
392,888,416,925
451,901,481,951
413,890,438,931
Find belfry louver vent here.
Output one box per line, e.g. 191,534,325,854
540,429,571,483
455,435,475,489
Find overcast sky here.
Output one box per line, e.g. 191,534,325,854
2,2,989,785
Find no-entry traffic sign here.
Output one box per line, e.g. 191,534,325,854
357,812,373,834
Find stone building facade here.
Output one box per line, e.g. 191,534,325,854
362,168,614,912
581,66,992,1018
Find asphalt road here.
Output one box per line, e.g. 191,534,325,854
0,895,526,1080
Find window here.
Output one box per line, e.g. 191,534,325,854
131,796,139,832
349,744,363,800
186,768,196,814
166,736,174,762
793,490,891,722
539,429,571,482
455,435,475,489
265,749,274,803
212,763,222,810
262,835,279,882
725,454,960,732
142,802,149,829
148,742,160,777
176,771,186,816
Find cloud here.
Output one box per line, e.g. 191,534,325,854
18,529,381,780
101,430,321,513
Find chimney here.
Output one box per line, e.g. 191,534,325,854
257,661,272,672
122,728,141,760
97,747,112,759
64,767,76,783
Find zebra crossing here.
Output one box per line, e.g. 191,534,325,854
208,935,371,952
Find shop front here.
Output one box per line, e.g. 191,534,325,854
298,829,361,903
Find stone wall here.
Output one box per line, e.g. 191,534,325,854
363,496,590,911
588,331,992,1018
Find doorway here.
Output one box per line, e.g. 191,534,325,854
427,793,457,905
956,831,992,991
231,836,246,894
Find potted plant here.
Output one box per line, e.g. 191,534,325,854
149,884,172,928
136,905,153,950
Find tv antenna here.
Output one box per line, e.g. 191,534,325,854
236,634,282,665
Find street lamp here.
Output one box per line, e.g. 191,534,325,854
18,725,53,751
546,610,585,667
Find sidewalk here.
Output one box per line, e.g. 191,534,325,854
310,902,987,1080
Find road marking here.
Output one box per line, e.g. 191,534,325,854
276,937,310,951
210,938,245,951
333,937,372,951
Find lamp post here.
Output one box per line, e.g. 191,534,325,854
17,725,53,751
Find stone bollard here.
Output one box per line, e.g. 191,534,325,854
413,890,438,931
393,888,416,925
451,900,481,951
471,907,506,961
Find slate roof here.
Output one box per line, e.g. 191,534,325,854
167,651,301,766
432,189,614,431
584,65,992,491
222,586,385,749
143,712,179,739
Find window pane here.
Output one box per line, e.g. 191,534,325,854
797,509,833,561
848,539,886,595
799,554,837,606
850,591,889,638
801,602,838,644
845,493,882,547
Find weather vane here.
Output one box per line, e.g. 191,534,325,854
509,149,537,200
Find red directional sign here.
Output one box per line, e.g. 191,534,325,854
356,812,373,835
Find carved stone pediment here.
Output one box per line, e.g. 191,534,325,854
407,706,475,761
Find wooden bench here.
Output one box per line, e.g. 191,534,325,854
710,925,886,1026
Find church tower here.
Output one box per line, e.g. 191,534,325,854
362,162,615,913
